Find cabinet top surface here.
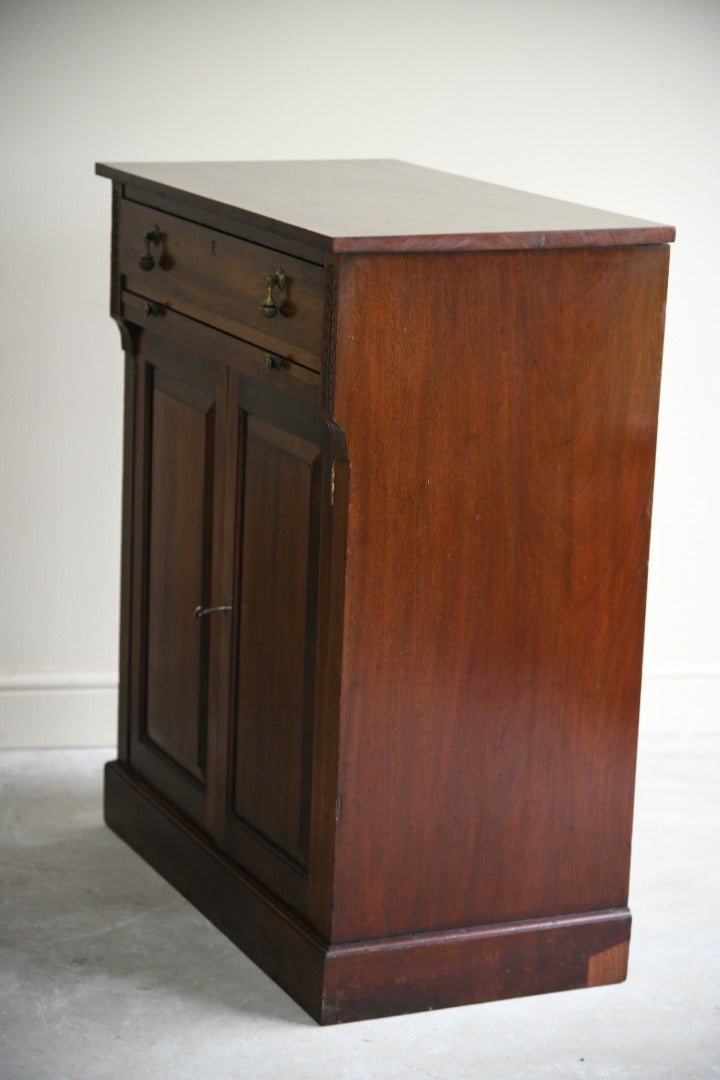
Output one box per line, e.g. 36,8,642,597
96,159,674,254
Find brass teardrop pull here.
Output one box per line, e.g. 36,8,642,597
139,225,161,271
259,269,285,318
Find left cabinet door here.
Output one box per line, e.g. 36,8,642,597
125,328,227,832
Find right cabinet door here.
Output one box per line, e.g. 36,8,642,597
213,372,330,916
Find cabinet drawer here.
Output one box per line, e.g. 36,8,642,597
122,291,319,405
118,200,325,371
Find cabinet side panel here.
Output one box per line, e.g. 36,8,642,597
331,246,669,942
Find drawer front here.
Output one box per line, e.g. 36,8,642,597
122,291,319,405
119,200,325,371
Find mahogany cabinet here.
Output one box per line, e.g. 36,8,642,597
97,160,673,1023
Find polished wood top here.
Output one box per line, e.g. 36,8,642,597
96,159,674,253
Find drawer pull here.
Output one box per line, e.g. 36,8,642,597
143,301,163,317
263,353,283,372
139,225,161,271
259,269,285,319
194,605,232,619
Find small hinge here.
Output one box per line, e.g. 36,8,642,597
330,461,336,508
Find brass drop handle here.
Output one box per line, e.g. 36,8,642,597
194,605,232,619
139,225,161,271
259,269,285,318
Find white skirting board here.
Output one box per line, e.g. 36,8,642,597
0,669,717,748
0,674,117,748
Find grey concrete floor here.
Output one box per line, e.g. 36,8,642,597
0,738,718,1079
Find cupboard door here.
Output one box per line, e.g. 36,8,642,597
128,332,226,831
214,379,326,914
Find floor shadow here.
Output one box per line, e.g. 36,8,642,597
0,753,316,1027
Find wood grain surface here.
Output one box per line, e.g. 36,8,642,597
98,159,674,253
101,161,672,1021
331,244,669,942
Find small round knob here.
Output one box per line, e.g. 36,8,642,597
259,269,285,319
143,301,162,317
263,353,282,372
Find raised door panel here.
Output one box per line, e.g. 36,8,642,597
215,388,325,915
234,416,321,864
129,333,226,831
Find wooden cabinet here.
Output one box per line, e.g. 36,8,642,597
98,160,673,1024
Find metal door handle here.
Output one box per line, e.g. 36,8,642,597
193,605,232,619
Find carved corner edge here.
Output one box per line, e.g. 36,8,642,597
114,315,140,358
321,262,338,416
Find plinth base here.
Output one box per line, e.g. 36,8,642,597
105,761,631,1024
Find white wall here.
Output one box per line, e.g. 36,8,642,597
1,0,717,745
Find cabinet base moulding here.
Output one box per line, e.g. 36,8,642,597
105,761,631,1025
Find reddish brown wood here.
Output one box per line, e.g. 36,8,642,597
231,417,320,864
104,760,631,1026
321,911,631,1024
211,393,331,915
99,160,673,1024
329,245,668,943
120,291,319,401
97,159,674,253
126,333,227,830
118,200,324,370
144,369,212,779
